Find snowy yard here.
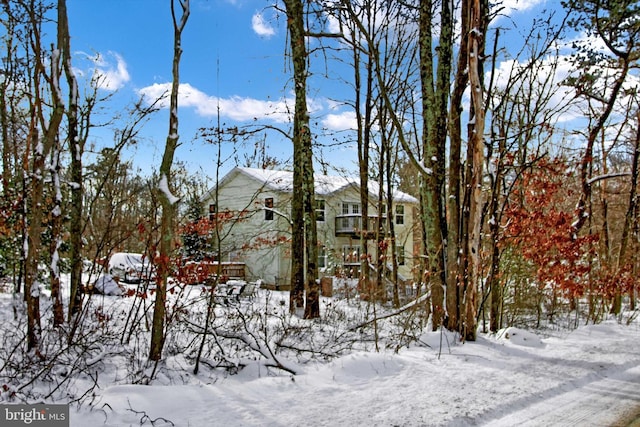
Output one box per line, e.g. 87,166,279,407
1,276,639,427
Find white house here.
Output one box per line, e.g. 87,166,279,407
202,167,419,288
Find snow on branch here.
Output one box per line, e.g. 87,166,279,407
587,171,632,185
261,206,293,226
159,174,180,205
214,328,299,375
348,291,432,332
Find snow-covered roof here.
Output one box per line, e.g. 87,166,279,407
228,167,418,203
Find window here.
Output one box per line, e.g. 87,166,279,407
316,199,325,222
396,245,405,266
395,204,405,225
318,246,327,269
208,203,216,221
340,203,349,228
265,198,274,221
342,202,360,215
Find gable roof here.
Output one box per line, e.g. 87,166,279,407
210,167,418,203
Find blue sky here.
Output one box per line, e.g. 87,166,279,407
67,0,304,180
64,0,560,181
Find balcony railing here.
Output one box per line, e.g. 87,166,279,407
335,214,386,238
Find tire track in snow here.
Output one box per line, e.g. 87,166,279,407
452,360,640,426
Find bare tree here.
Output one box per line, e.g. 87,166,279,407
461,0,489,341
283,0,320,319
445,0,470,333
45,0,74,327
22,0,65,353
58,0,85,323
149,0,190,361
417,0,455,331
565,0,640,235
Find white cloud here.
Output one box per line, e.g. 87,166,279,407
563,30,611,57
326,12,342,35
322,111,357,131
138,83,360,129
495,0,546,17
252,12,276,38
138,82,294,123
91,52,130,91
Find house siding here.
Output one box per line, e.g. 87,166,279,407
203,167,418,287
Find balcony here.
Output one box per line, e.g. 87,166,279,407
335,214,386,238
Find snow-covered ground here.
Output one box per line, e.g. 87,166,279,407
2,277,639,427
70,320,640,427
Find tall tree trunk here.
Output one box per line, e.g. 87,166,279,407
487,126,506,332
446,0,470,332
419,0,453,330
47,0,76,328
377,135,386,302
24,121,44,354
49,145,64,326
384,127,400,308
290,180,305,315
58,0,83,324
303,147,319,318
287,0,306,314
631,197,640,311
356,31,373,306
463,0,487,341
149,0,189,361
284,0,319,318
